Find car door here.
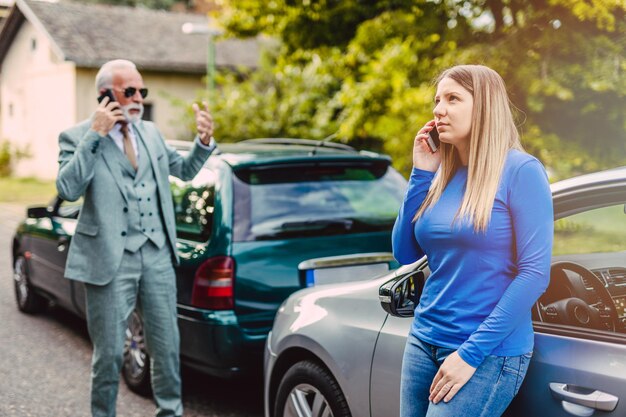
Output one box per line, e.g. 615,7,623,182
371,177,626,417
507,332,626,417
370,313,412,417
508,197,626,417
52,198,86,315
54,198,86,317
24,199,70,305
371,267,426,417
372,265,626,417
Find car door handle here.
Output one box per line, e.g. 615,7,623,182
549,383,618,411
57,237,69,252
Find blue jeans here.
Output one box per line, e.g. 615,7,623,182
400,333,531,417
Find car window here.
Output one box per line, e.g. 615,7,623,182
170,169,216,242
232,162,407,241
553,204,626,255
536,201,626,340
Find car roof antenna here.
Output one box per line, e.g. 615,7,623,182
309,132,340,156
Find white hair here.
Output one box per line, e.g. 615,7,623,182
95,59,137,91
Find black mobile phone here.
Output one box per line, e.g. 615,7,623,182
426,126,440,152
97,89,117,104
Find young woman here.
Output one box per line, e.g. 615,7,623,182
392,64,553,417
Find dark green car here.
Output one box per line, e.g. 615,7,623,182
11,139,406,394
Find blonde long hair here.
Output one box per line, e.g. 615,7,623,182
414,65,524,232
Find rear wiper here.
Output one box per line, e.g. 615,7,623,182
253,218,355,239
280,219,354,230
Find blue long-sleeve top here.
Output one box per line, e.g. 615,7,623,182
392,150,553,368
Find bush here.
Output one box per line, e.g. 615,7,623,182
0,141,31,177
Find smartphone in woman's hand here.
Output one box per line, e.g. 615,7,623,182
426,127,440,152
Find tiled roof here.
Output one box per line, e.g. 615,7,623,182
0,0,261,73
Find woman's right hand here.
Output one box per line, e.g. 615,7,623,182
413,121,441,172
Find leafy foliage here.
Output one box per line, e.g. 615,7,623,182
188,0,626,179
0,141,31,177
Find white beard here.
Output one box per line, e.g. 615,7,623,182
122,103,144,124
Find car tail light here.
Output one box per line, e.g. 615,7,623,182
191,256,235,310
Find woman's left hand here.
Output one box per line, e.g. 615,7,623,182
429,351,477,404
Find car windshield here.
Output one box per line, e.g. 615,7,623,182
232,162,406,241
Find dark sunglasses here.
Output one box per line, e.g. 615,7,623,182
115,87,149,99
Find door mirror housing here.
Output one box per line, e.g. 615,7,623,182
27,196,63,218
27,206,51,219
379,271,424,317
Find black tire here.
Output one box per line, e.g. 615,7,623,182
13,255,46,314
122,310,152,397
274,360,351,417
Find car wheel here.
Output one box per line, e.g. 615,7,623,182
122,310,152,397
13,255,46,314
274,360,351,417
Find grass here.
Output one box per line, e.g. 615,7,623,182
0,176,57,205
553,204,626,255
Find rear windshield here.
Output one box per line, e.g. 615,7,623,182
232,162,406,241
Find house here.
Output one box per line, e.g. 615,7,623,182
0,0,261,179
0,0,12,27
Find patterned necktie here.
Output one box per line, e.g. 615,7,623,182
120,124,138,171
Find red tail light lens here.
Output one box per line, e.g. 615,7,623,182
191,256,235,310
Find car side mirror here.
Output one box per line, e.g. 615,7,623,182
27,206,52,219
379,271,424,317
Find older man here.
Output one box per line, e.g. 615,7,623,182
56,59,216,417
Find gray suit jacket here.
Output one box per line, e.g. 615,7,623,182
56,119,213,285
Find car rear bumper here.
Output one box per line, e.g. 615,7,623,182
177,304,267,378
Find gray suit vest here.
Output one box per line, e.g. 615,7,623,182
117,131,167,252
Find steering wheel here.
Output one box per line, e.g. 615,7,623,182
539,261,618,332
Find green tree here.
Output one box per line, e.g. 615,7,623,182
460,1,626,175
213,0,625,178
220,0,421,50
179,47,342,142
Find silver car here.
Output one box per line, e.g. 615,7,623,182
264,166,626,417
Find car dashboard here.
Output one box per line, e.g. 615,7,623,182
593,267,626,331
536,251,626,334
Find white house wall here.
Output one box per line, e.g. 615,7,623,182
143,72,206,141
1,19,75,179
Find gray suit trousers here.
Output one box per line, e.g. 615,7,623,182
84,241,182,417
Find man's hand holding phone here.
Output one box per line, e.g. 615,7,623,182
92,90,126,137
413,121,441,172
